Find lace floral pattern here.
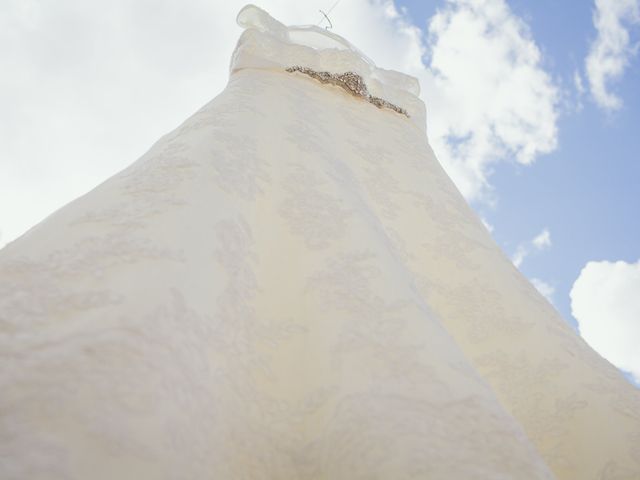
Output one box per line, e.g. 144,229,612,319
1,5,639,480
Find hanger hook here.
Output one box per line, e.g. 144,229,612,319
318,10,333,29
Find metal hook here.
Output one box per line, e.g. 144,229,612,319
318,9,333,29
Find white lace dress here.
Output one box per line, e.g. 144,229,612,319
1,5,638,480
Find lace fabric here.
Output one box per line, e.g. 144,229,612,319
1,5,639,480
231,5,426,129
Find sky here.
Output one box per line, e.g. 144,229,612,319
1,0,638,384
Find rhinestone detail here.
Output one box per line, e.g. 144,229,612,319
286,66,409,117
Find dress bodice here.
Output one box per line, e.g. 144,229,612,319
230,4,426,129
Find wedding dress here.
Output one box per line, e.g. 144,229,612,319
1,5,639,479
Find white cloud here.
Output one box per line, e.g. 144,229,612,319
585,0,640,110
480,216,494,233
530,277,555,303
421,0,559,201
573,70,586,111
512,227,552,267
0,0,559,244
571,259,640,382
0,0,245,246
512,245,528,268
532,228,551,249
574,70,586,95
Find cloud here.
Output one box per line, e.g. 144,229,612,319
574,70,586,96
530,277,555,303
512,245,528,269
0,0,244,246
572,70,586,112
571,259,640,382
585,0,640,110
532,228,551,249
480,217,494,233
421,0,559,201
0,0,559,245
512,227,552,267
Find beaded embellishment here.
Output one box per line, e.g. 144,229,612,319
286,66,409,117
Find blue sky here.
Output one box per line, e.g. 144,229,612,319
392,0,640,384
1,0,638,383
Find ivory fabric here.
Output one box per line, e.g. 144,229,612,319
1,5,639,480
